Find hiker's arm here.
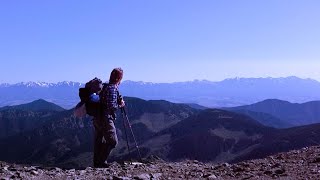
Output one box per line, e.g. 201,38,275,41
117,93,125,108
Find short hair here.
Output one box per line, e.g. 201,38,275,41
109,68,123,84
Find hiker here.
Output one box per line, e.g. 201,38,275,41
93,68,125,168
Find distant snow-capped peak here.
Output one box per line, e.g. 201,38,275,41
56,81,83,87
0,81,83,88
122,80,155,85
0,77,319,88
14,82,53,87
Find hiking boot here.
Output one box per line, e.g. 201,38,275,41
94,162,109,168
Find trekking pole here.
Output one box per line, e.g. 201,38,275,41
121,106,143,162
121,107,132,159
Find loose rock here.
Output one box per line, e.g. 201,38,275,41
134,173,151,180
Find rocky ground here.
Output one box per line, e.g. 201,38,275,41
1,146,320,180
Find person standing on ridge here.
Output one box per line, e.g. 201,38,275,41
93,68,125,168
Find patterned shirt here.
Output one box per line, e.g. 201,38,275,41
100,83,119,113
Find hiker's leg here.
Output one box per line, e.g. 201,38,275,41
93,117,106,166
101,118,118,163
93,126,103,166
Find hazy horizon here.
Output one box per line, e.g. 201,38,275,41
1,75,319,85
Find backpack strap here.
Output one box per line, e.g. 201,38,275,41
79,88,90,102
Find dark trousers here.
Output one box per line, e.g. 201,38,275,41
93,116,118,166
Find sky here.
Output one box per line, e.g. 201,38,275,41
0,0,319,83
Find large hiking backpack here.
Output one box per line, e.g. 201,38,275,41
76,77,103,117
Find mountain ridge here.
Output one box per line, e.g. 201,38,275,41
0,98,198,167
1,99,320,170
0,99,65,112
228,99,320,126
1,76,320,109
0,99,65,138
2,76,319,86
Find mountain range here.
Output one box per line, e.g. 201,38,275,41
1,98,320,169
1,76,320,109
227,99,320,127
0,98,198,168
0,99,65,138
135,108,320,163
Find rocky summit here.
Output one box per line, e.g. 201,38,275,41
1,146,320,180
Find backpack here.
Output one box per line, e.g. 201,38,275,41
77,77,103,117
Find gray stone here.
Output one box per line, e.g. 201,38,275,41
8,167,17,171
30,166,37,170
264,170,272,175
313,157,320,163
168,165,174,169
207,174,217,179
1,178,11,180
55,167,62,172
113,176,132,180
79,170,86,175
85,167,93,171
151,173,162,179
232,166,245,172
68,169,76,173
203,174,212,178
15,172,22,178
31,170,39,175
271,163,281,168
222,163,231,167
134,173,151,180
274,168,286,175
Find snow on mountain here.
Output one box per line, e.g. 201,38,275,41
122,80,156,85
1,81,83,88
1,76,319,88
56,81,83,87
1,76,320,109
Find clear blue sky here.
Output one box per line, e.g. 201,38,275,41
0,0,319,83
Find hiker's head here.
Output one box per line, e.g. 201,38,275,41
109,68,123,85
